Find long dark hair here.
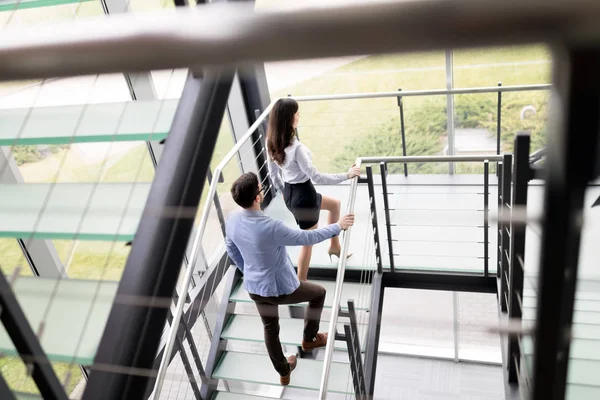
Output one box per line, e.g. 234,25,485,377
267,98,298,165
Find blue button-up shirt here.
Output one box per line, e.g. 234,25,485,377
225,209,341,297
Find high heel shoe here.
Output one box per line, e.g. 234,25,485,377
328,249,353,262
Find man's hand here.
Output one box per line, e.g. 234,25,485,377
338,213,355,230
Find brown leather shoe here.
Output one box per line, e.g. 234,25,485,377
280,355,297,386
301,332,328,351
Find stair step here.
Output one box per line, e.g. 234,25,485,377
523,307,600,325
14,393,40,400
567,384,600,400
0,183,149,241
0,99,177,145
0,276,117,365
523,292,600,312
230,280,371,311
212,351,353,394
0,0,93,11
222,314,366,351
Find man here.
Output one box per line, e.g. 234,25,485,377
225,172,354,385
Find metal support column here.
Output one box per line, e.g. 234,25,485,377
445,49,455,174
507,133,530,383
379,162,395,271
397,89,408,177
483,160,490,277
83,68,234,400
531,48,600,400
366,166,383,273
499,154,512,313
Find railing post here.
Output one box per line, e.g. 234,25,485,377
497,82,502,155
497,161,503,279
499,153,512,313
483,160,489,277
397,88,408,176
379,162,395,272
366,166,383,273
508,132,530,383
496,82,502,178
338,300,367,399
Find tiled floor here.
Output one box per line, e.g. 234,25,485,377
372,355,504,400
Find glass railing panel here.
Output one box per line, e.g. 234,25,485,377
374,171,497,274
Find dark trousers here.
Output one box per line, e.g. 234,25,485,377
249,281,326,376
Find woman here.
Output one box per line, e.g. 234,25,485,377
266,98,361,281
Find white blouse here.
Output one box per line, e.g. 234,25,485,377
267,139,348,192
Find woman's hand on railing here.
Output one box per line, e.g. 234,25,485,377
338,213,355,231
346,164,361,179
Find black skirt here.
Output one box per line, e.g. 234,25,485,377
283,180,322,230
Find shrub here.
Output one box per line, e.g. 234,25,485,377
11,144,69,166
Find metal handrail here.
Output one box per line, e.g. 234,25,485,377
317,153,506,397
317,158,361,400
358,155,503,164
1,0,600,80
151,102,274,397
294,84,550,102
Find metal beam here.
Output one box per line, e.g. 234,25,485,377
1,0,600,80
82,68,234,400
0,371,16,400
0,272,67,400
531,46,600,400
363,272,384,396
366,166,383,274
383,271,497,294
499,154,513,313
227,74,258,175
507,133,529,383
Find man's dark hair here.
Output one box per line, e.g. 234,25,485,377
231,172,260,209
